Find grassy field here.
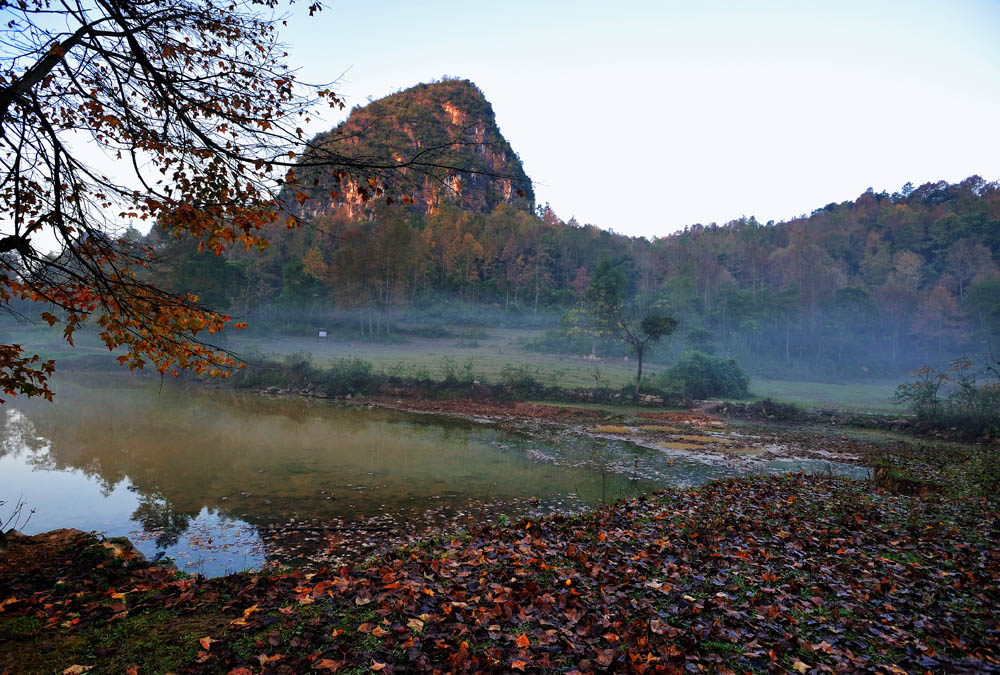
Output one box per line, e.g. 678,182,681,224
229,328,644,390
3,319,907,412
232,330,906,412
750,377,902,413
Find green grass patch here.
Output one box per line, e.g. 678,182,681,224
751,377,902,412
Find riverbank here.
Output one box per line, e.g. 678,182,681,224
2,463,998,673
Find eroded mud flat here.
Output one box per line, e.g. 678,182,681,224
373,397,886,470
3,375,882,576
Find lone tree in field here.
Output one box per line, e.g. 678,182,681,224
0,0,507,401
586,259,677,395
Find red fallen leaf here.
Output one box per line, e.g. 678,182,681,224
595,649,615,667
511,660,528,671
199,636,215,650
371,626,390,637
126,667,138,675
515,633,530,649
371,660,386,671
229,669,253,675
315,659,343,671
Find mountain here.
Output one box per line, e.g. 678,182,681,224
288,78,534,219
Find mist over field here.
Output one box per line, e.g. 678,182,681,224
134,168,1000,409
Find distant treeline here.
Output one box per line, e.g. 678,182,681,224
149,176,1000,377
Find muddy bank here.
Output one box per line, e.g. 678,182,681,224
363,396,899,470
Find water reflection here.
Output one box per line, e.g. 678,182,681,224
0,375,863,576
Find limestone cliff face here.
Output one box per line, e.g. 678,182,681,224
288,78,534,219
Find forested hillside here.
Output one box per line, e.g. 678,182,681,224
148,80,1000,378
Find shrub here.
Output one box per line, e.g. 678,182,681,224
659,352,750,399
894,365,945,420
896,357,1000,436
323,358,374,396
382,361,431,381
439,356,479,383
638,374,685,401
499,363,541,391
231,350,319,389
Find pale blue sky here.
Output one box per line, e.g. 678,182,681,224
283,0,1000,237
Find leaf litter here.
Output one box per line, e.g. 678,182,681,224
2,471,997,673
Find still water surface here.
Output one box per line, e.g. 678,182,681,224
0,375,862,576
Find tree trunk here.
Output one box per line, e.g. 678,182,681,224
635,344,644,397
534,264,539,314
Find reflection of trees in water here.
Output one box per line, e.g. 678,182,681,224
1,382,441,543
131,494,195,549
0,408,51,461
3,376,682,548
